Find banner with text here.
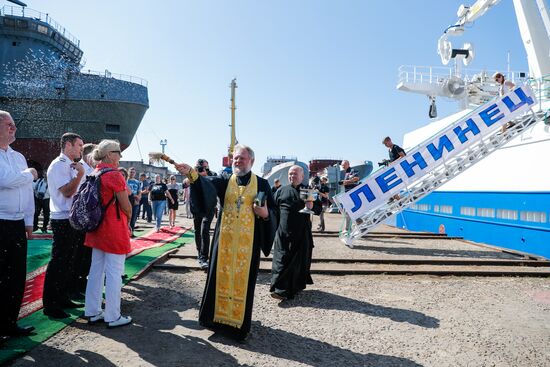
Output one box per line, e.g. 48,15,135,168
335,85,537,221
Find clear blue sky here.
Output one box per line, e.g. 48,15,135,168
40,0,528,172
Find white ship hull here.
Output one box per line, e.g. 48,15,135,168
399,100,550,258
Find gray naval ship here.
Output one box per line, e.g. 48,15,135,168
0,1,149,171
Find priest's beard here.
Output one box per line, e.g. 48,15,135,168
233,164,251,177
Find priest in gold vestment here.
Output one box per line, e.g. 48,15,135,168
175,144,276,340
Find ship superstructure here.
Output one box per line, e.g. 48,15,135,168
0,3,149,171
261,156,298,176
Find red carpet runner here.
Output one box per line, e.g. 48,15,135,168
18,226,187,319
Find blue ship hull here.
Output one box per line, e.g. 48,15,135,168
396,191,550,259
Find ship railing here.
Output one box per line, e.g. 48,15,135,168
527,74,550,112
310,157,344,161
266,155,298,161
81,69,148,87
397,65,529,86
0,5,80,47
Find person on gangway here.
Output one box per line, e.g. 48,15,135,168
381,136,406,201
493,72,516,132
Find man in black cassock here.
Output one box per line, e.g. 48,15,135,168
175,144,276,341
270,165,314,300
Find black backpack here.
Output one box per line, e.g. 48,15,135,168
69,168,118,232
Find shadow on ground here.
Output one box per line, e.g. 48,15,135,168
211,321,424,367
279,289,440,329
5,347,118,366
353,243,516,259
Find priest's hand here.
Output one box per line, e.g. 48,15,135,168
253,202,269,219
175,163,191,175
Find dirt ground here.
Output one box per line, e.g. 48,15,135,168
5,214,550,367
6,271,550,367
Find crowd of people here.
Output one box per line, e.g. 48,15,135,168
1,102,414,344
32,160,191,237
0,110,198,344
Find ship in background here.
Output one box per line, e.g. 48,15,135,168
395,0,550,258
262,156,373,211
0,1,149,172
262,157,310,186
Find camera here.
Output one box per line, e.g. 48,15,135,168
378,159,390,167
196,166,206,173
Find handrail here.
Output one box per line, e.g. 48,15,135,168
310,157,343,161
0,5,80,47
266,155,298,161
527,74,550,112
397,65,530,86
81,69,148,88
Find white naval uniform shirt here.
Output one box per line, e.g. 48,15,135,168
0,146,35,226
47,153,81,220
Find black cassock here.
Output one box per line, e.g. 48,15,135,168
190,171,276,340
270,184,314,299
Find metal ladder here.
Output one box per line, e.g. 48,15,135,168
343,107,547,245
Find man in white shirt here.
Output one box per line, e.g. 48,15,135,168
42,132,86,319
0,111,37,342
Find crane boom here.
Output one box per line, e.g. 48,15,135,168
438,0,550,78
454,0,501,28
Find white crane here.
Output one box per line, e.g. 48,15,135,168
397,0,550,114
438,0,550,78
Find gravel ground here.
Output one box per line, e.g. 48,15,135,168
6,270,550,367
6,213,550,367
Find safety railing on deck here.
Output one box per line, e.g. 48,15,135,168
527,74,550,112
0,5,80,47
81,69,149,88
397,65,530,87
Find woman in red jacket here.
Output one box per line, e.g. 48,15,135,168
84,140,133,328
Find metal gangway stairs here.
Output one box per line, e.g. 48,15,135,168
334,84,548,247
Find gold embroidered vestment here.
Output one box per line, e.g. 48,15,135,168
213,173,257,328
